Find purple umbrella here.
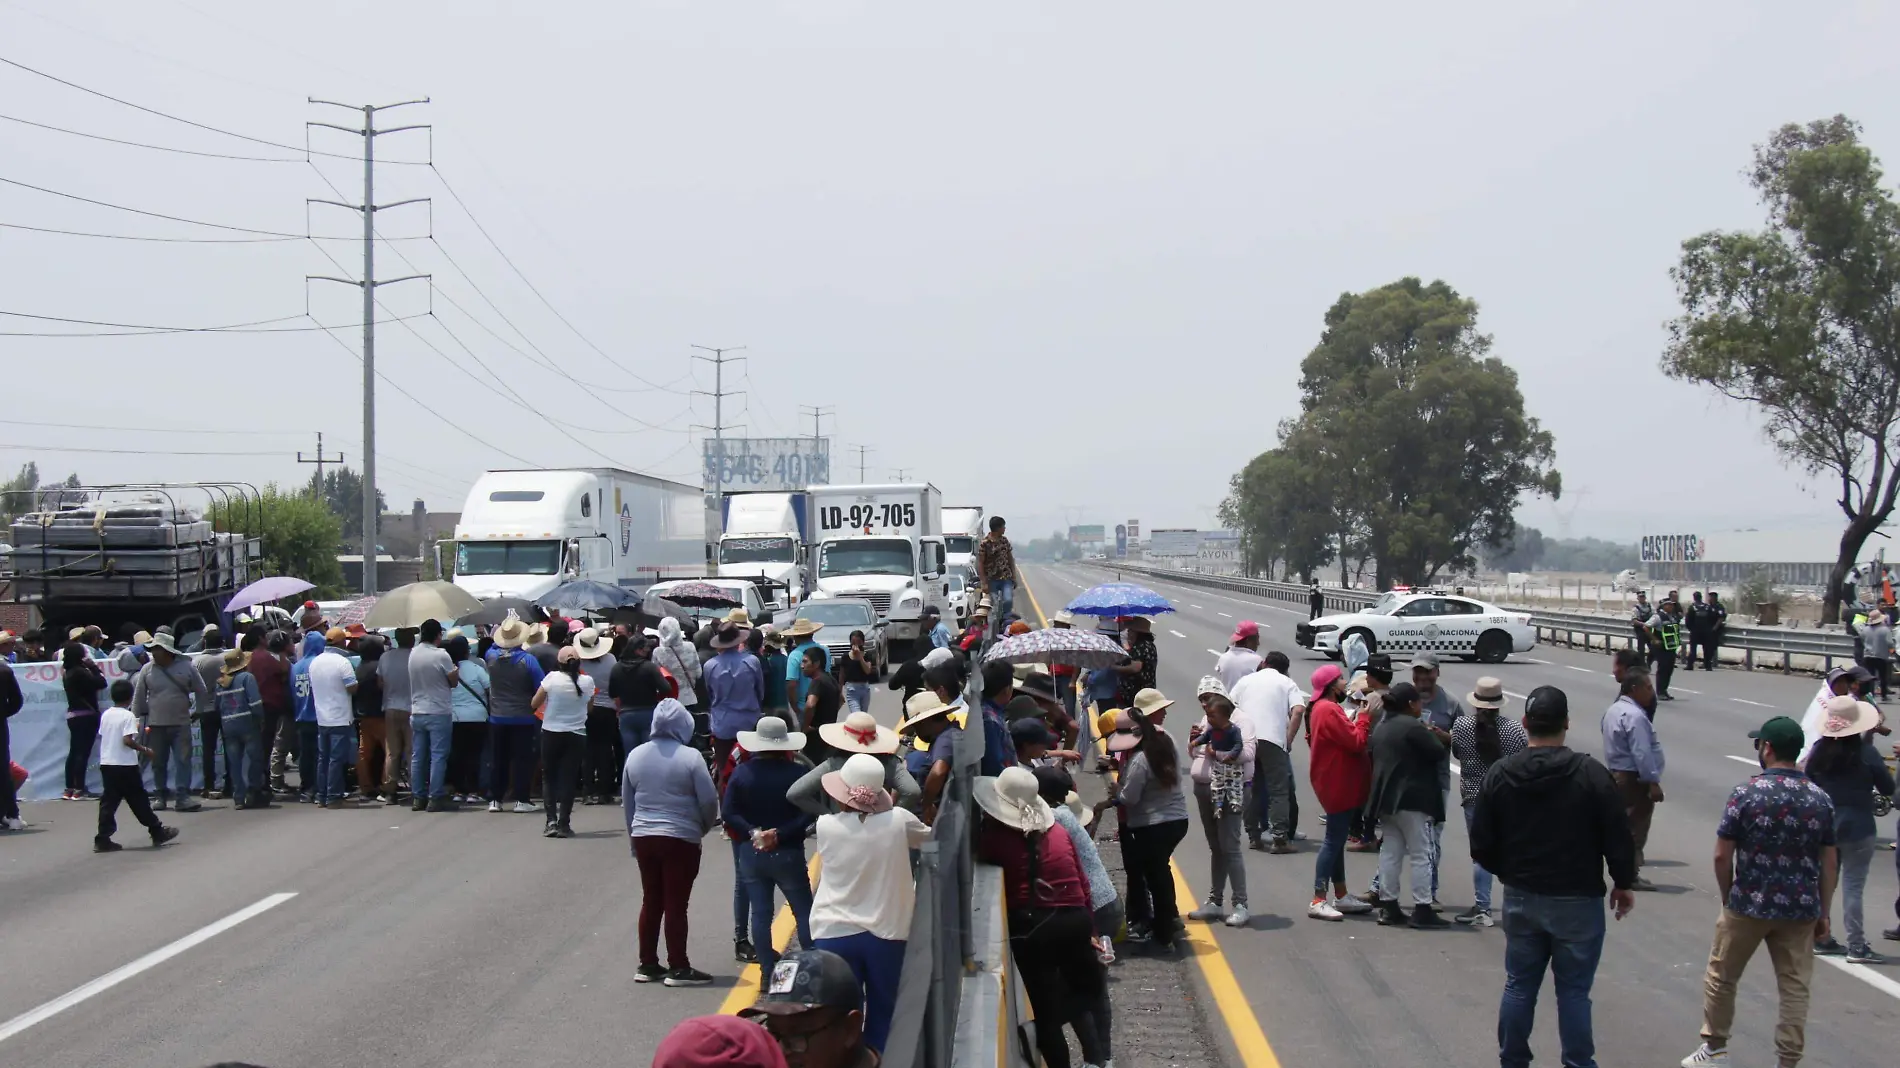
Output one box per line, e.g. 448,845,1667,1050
333,596,379,628
226,575,315,613
983,627,1129,669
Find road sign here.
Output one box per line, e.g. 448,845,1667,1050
703,438,831,492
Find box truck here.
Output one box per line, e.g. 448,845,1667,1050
716,491,809,607
805,482,948,652
941,505,985,575
448,468,710,602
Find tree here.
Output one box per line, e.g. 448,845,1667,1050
1662,116,1900,623
0,462,39,524
1483,526,1547,573
308,466,387,543
1221,428,1339,580
211,484,347,597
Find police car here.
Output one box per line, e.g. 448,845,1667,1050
1295,590,1537,664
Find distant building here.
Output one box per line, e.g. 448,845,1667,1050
377,499,461,565
1641,525,1892,587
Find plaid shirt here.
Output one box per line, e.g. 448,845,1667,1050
1717,767,1836,921
977,532,1015,582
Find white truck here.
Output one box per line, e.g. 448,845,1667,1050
716,491,809,608
941,505,985,575
806,482,949,653
448,468,711,602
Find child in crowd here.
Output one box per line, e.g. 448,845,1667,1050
95,679,179,853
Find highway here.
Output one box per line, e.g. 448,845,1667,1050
1019,561,1899,1068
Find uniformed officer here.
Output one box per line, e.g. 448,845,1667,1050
1701,591,1728,670
1646,595,1683,701
1682,592,1710,671
1629,590,1652,659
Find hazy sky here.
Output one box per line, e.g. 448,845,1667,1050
5,1,1897,545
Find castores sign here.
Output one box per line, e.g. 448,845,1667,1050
703,438,831,492
1640,533,1705,563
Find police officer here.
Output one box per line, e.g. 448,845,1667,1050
1309,580,1325,620
1629,590,1652,659
1682,592,1710,671
1701,591,1728,670
1646,594,1683,701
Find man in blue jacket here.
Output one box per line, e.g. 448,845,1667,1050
291,631,325,802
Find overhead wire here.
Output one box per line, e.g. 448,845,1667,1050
0,308,426,337
0,111,300,162
0,221,425,243
0,174,307,237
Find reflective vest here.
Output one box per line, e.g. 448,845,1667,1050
1653,618,1680,652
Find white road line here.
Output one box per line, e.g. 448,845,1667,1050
1564,665,1595,673
1519,657,1552,664
1675,689,1702,695
1724,755,1758,766
1169,629,1188,639
1505,691,1529,700
1190,604,1204,610
1731,698,1775,708
1217,612,1232,618
1819,954,1900,1001
1449,759,1462,775
1206,648,1223,657
0,891,298,1044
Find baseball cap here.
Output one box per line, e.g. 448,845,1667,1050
1748,716,1805,760
1522,686,1569,734
1009,717,1053,748
302,600,319,610
1310,663,1344,695
1230,620,1259,643
743,949,863,1017
1408,653,1441,672
650,1015,787,1068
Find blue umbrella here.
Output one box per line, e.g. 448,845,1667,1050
539,579,638,613
1065,581,1175,617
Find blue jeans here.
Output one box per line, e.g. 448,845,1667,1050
1499,888,1606,1068
315,725,354,803
222,714,262,803
618,707,655,756
409,714,452,799
814,931,906,1054
844,683,873,715
146,724,194,800
1464,803,1494,911
987,578,1014,631
1314,806,1353,894
742,844,815,973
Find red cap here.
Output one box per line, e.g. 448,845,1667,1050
302,600,319,610
649,1016,786,1068
1230,620,1259,643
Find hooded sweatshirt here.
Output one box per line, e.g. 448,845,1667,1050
1468,745,1637,898
622,698,718,842
292,631,325,724
652,617,702,709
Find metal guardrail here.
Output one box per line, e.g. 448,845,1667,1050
1091,562,1857,673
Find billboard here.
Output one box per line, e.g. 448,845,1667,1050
1115,524,1128,558
1639,533,1704,563
1127,519,1140,544
1068,524,1106,546
1148,528,1201,558
703,438,831,493
1198,529,1240,570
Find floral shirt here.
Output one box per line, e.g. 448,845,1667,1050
1716,767,1836,921
976,532,1015,583
1116,632,1158,707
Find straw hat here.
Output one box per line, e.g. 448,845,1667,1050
822,753,893,813
1130,688,1173,718
1468,676,1506,711
493,617,530,650
784,618,823,639
726,607,754,627
819,710,899,755
146,631,184,656
218,648,251,685
130,630,152,646
524,622,549,645
1065,790,1093,828
973,766,1053,833
572,627,614,660
897,690,957,734
1820,694,1882,738
737,715,806,753
758,624,781,648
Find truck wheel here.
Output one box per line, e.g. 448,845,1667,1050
1476,631,1512,664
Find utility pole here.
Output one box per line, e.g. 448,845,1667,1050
307,98,431,596
850,444,874,481
297,432,345,500
799,404,834,441
691,346,748,492
891,467,912,482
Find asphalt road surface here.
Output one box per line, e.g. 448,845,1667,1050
1020,562,1900,1068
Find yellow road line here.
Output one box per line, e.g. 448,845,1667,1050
715,857,820,1014
1020,566,1285,1068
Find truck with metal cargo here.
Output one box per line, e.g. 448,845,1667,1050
805,482,949,654
446,468,711,602
716,491,808,608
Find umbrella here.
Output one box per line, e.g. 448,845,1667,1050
226,575,315,613
657,581,743,609
333,596,379,628
463,596,539,627
983,627,1129,669
1065,582,1175,617
363,581,483,629
540,579,637,613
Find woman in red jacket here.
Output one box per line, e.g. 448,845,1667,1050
1306,663,1375,921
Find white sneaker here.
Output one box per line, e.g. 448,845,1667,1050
511,801,541,814
1187,900,1226,922
1,817,23,831
1307,898,1344,921
1331,894,1373,915
1679,1044,1728,1066
1224,904,1250,927
487,801,502,813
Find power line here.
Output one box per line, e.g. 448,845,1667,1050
0,174,307,236
0,309,424,337
0,111,300,162
0,221,426,243
0,442,271,457
0,54,430,165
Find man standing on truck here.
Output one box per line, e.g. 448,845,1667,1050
976,516,1016,638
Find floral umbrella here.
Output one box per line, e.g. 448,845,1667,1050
982,627,1128,669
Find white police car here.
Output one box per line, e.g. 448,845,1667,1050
1295,590,1536,664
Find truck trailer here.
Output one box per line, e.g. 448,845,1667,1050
805,482,948,652
716,491,809,608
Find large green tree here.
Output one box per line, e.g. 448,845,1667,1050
308,465,387,543
1663,115,1900,623
212,485,347,597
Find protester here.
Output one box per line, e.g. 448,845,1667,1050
975,516,1015,635
976,765,1108,1068
93,679,178,852
290,630,325,802
1111,616,1157,710
1803,696,1892,963
0,648,21,831
759,627,792,720
191,626,228,799
131,630,212,811
1230,649,1306,852
649,1014,787,1068
611,633,671,757
1214,620,1263,693
255,630,295,797
1015,672,1078,752
783,618,830,715
1306,662,1375,921
1470,685,1637,1068
802,646,846,764
725,715,817,974
1680,716,1838,1068
379,628,417,801
486,617,547,814
703,620,765,783
897,689,964,824
1859,607,1894,699
810,753,930,1053
61,641,106,800
1797,663,1872,763
1601,669,1665,891
841,631,875,715
353,636,389,801
1367,681,1449,927
924,605,953,650
406,619,457,811
1345,654,1394,853
305,629,358,808
1449,677,1528,926
1409,654,1464,900
445,635,491,804
739,948,876,1068
215,648,267,809
791,712,919,815
530,645,591,837
653,615,703,729
1115,691,1190,946
572,628,621,806
1186,675,1252,927
624,697,718,987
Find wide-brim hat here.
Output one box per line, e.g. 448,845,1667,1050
1050,610,1074,628
1130,688,1173,718
973,767,1053,833
711,622,751,650
572,627,614,660
819,710,899,755
1065,790,1093,828
493,617,530,649
737,715,806,753
1821,695,1881,738
146,631,184,655
130,630,152,646
524,622,549,645
218,648,251,684
898,691,957,734
726,607,753,626
1468,676,1506,710
784,618,823,639
822,753,893,813
1017,672,1058,702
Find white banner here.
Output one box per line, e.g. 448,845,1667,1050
1147,528,1202,558
703,438,832,492
8,659,206,802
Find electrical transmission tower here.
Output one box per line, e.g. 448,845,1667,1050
850,444,874,481
799,405,834,441
297,432,345,499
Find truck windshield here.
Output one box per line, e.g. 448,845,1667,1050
818,538,913,578
456,540,561,576
720,536,795,565
943,535,975,556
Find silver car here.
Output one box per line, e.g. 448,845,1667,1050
790,597,886,680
